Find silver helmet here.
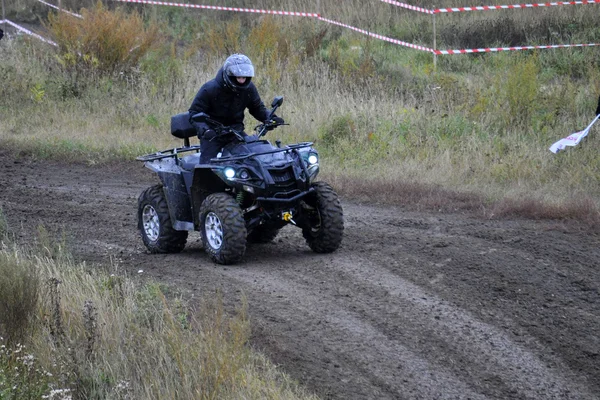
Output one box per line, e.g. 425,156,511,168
222,54,254,92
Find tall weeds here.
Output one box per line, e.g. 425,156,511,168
2,2,600,215
0,234,317,399
0,251,40,346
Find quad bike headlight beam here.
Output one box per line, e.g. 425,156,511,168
224,167,236,179
308,154,318,165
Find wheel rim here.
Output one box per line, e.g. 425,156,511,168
142,204,160,242
205,212,224,250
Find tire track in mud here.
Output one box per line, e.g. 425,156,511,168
1,151,599,399
216,237,596,399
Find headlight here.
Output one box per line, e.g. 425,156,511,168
238,169,250,180
224,167,235,179
308,154,318,165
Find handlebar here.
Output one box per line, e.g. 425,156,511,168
193,95,285,140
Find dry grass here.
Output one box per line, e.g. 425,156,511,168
1,3,600,226
0,234,318,399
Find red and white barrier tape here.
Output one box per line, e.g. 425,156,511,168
111,0,319,17
380,0,600,13
37,0,83,18
0,20,58,46
379,0,434,14
435,43,599,54
10,1,600,56
434,0,600,13
318,16,434,52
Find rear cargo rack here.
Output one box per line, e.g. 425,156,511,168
136,145,202,162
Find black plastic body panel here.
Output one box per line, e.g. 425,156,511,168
158,171,194,228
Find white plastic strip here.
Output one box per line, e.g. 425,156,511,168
549,115,600,153
436,43,599,54
1,19,58,46
434,0,600,13
318,16,434,52
37,0,83,18
111,0,320,17
379,0,434,14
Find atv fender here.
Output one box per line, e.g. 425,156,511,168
155,170,194,231
190,167,228,225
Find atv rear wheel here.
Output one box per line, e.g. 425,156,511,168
247,224,281,244
138,185,188,253
302,182,344,253
199,193,247,264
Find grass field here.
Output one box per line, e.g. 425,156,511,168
2,1,599,219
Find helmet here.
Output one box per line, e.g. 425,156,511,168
222,54,254,92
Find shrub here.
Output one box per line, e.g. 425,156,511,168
505,55,540,125
46,1,159,75
319,113,357,147
197,17,243,55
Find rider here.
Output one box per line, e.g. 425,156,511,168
189,54,284,163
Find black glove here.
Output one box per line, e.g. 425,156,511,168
596,95,600,116
201,129,217,141
192,121,217,141
272,115,285,125
265,115,284,131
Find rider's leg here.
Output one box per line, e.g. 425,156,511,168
199,136,228,163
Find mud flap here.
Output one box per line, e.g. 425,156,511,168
158,172,194,231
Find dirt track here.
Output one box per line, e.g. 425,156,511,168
1,149,599,400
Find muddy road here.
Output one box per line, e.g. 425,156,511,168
1,149,599,399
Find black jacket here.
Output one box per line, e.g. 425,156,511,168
189,68,270,134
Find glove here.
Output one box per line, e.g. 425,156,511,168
272,115,285,125
265,115,284,131
201,129,217,141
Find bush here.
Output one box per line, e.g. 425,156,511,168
319,113,357,147
505,55,540,125
46,1,159,75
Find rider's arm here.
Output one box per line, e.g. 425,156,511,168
189,84,212,133
247,84,270,122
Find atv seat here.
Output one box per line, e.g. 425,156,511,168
171,112,197,139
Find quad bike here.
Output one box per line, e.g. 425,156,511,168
136,96,344,264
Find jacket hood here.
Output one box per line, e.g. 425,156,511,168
215,67,227,87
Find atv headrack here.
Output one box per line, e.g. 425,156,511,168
209,142,314,163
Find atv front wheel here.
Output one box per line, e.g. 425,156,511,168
138,185,188,253
302,182,344,253
199,193,247,264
